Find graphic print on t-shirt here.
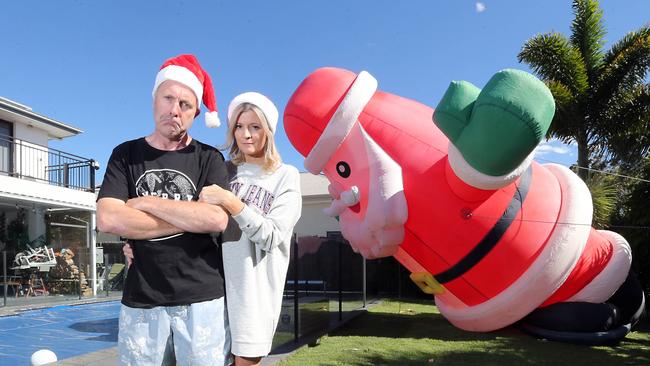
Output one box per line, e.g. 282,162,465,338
134,169,197,241
135,169,197,201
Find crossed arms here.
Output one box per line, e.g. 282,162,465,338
97,195,229,240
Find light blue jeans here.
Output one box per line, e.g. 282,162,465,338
118,297,232,366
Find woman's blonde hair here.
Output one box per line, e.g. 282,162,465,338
224,103,281,173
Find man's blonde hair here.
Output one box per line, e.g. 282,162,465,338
225,103,281,173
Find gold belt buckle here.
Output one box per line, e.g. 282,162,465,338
409,272,445,295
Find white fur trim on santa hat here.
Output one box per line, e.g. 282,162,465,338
304,71,378,174
205,111,221,128
152,65,204,105
227,92,279,133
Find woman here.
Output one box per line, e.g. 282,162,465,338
198,92,302,366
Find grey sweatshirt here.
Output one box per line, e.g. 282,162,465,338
223,162,302,357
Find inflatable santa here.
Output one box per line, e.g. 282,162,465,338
283,67,645,344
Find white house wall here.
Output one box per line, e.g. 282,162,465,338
295,200,340,237
295,172,340,237
13,123,49,180
14,123,48,146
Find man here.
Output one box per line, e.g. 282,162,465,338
97,54,231,366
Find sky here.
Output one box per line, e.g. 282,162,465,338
1,0,649,184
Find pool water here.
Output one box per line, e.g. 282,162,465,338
0,301,120,365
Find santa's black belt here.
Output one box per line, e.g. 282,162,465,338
434,166,533,284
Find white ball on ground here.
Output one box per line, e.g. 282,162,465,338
31,349,57,366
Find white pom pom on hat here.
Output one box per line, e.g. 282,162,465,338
152,54,221,128
227,92,279,134
205,111,220,128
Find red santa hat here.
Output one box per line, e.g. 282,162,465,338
152,54,221,128
283,67,378,174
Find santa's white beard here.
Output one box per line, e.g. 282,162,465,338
338,127,408,259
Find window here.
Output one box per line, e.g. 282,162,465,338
0,120,13,174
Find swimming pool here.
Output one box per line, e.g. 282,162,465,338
0,301,120,365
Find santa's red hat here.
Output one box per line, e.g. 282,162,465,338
284,67,377,174
152,54,220,128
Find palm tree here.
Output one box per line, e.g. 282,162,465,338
613,156,650,291
518,0,650,180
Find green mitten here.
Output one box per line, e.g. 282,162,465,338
434,69,555,176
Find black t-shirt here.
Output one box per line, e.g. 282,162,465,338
98,137,228,308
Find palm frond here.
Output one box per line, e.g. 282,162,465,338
601,84,650,169
585,169,619,229
545,81,580,140
598,26,650,99
518,33,589,95
547,80,575,107
570,0,606,79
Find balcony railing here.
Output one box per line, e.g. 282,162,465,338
0,134,98,192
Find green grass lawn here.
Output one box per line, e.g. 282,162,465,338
278,299,650,366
